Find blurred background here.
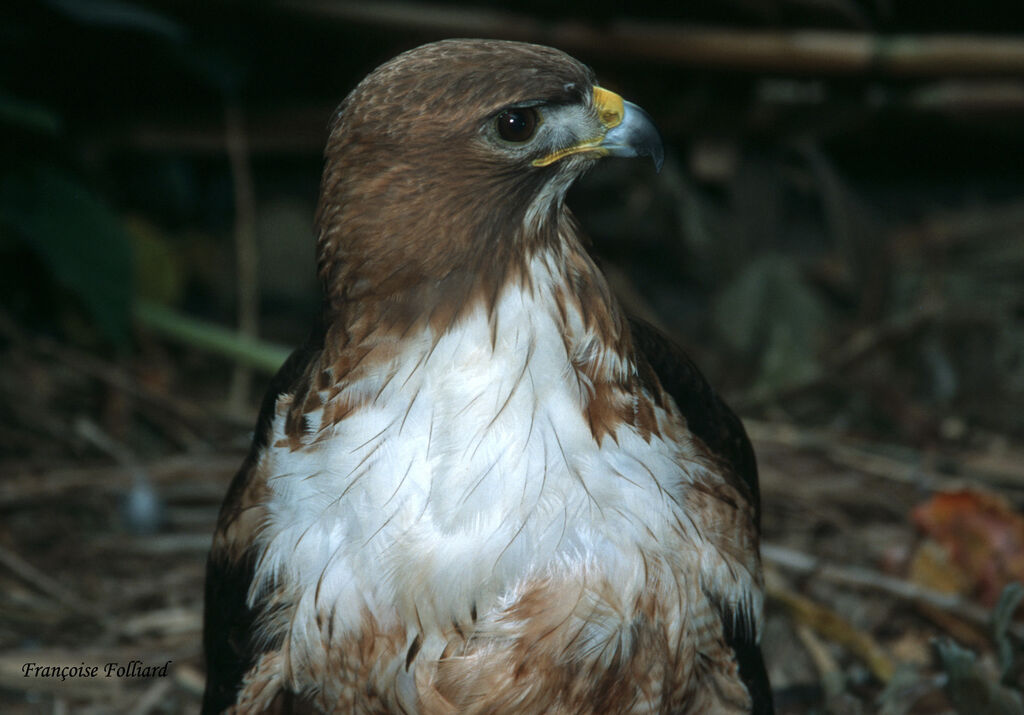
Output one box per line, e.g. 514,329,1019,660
2,1,1024,712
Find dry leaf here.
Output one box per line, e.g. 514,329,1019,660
911,489,1024,606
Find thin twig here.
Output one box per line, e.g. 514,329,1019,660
763,542,1024,640
174,663,206,697
127,678,174,715
746,419,1024,493
795,624,847,698
0,312,224,443
769,575,896,682
909,81,1024,116
1,453,240,506
119,607,202,639
0,544,103,620
91,533,213,555
224,96,260,415
736,302,946,411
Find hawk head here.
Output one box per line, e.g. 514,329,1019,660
315,39,663,330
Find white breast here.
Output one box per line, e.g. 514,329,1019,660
250,253,716,661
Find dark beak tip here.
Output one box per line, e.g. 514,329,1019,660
652,148,665,173
596,99,665,173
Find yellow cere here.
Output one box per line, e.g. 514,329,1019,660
531,86,625,167
592,86,624,129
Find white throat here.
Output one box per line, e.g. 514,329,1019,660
251,251,713,648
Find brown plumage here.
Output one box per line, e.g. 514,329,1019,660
203,39,772,714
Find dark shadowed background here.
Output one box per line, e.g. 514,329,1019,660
2,1,1023,713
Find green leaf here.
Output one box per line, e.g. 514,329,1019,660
934,638,1024,715
42,0,185,41
133,301,290,375
0,90,61,135
992,582,1024,686
712,254,827,395
877,663,928,715
127,217,184,306
0,166,134,342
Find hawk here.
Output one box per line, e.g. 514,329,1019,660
203,39,772,714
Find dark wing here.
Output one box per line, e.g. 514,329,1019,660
628,317,773,715
202,315,325,714
202,524,260,714
628,317,760,528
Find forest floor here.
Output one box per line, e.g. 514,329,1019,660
2,319,1023,714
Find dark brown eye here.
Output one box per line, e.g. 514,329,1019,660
495,108,538,142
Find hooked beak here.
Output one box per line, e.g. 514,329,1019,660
532,86,664,172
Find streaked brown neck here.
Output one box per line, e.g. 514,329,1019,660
314,140,578,343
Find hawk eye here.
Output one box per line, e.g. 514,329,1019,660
495,108,538,143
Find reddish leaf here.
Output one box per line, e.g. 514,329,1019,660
911,489,1024,607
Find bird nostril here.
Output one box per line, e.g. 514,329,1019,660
592,86,625,129
599,108,622,127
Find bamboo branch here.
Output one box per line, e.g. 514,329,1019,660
281,0,1024,77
